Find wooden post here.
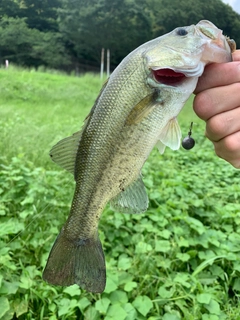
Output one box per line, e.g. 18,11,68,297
106,49,110,78
100,48,104,79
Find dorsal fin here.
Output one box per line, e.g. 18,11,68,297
49,79,110,174
49,130,82,174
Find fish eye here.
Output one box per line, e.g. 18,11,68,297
177,28,188,36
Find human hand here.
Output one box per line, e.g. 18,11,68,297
194,50,240,168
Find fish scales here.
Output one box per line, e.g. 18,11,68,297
66,49,152,228
43,20,235,293
68,55,150,234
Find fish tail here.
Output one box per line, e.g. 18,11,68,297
43,229,106,293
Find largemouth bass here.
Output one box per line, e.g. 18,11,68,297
43,20,235,293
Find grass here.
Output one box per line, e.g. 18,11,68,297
1,66,240,320
0,65,103,167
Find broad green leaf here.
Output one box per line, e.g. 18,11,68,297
173,273,191,288
84,306,99,320
178,239,189,247
0,281,19,295
156,258,172,269
124,303,137,320
1,309,15,320
15,300,28,317
135,241,152,253
198,250,216,260
155,240,171,253
176,253,190,262
58,298,78,317
132,295,153,316
185,217,205,234
233,261,240,272
175,300,193,319
197,293,212,304
109,290,128,305
49,303,56,313
210,265,224,278
95,297,110,314
233,278,240,291
162,313,181,320
63,284,81,296
105,272,118,293
79,297,91,311
105,304,127,320
0,219,24,236
204,299,220,315
124,281,137,292
0,297,10,318
58,299,71,317
118,272,133,285
160,230,171,239
158,286,174,299
0,247,10,256
19,275,33,289
118,254,132,270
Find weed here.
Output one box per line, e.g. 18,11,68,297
1,68,240,319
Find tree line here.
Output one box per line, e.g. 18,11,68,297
0,0,239,72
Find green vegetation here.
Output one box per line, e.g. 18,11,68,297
1,68,240,319
1,0,240,69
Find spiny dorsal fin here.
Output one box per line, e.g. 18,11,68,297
49,80,110,173
110,175,148,214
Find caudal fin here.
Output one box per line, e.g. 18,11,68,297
43,229,106,293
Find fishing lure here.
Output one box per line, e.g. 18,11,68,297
182,122,195,150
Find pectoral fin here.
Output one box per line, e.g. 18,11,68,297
156,141,166,154
156,118,182,154
125,92,158,126
110,175,148,214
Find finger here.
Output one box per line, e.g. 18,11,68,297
205,106,240,141
195,61,240,93
233,50,240,61
193,82,240,120
214,131,240,168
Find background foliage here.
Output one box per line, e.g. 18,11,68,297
1,67,240,319
0,0,239,70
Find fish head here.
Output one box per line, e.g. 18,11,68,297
144,20,235,87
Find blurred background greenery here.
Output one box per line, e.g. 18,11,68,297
0,0,239,72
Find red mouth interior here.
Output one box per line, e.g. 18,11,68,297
152,68,186,85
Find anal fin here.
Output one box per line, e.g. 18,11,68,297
110,175,148,214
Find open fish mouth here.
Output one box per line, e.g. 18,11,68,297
152,68,186,85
